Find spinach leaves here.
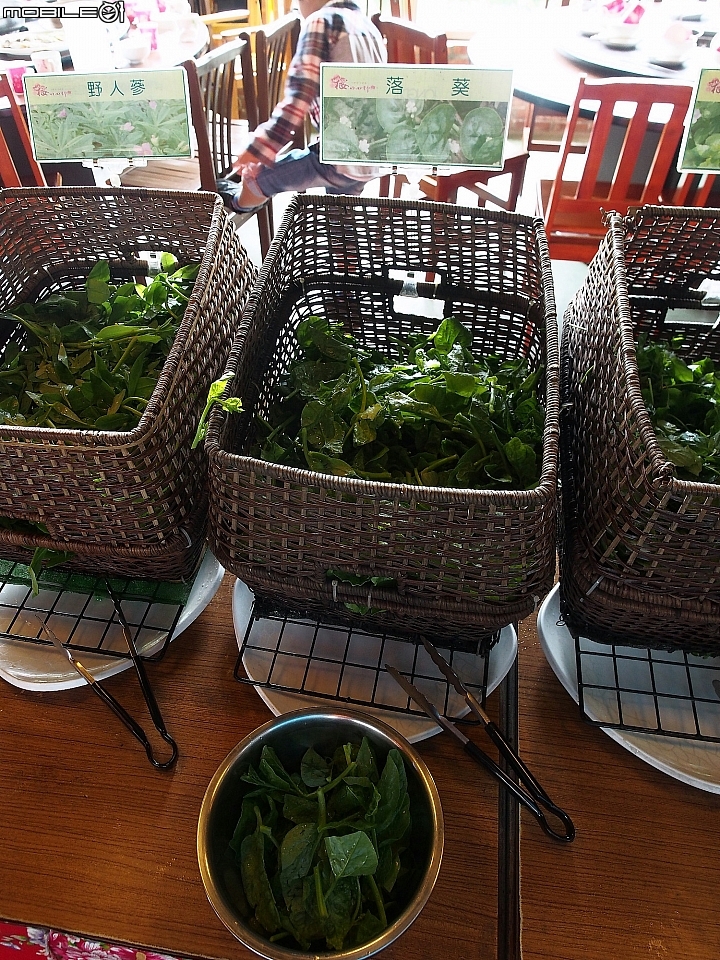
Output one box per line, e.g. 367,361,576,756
637,335,720,482
252,315,545,490
0,254,199,590
229,739,412,952
0,254,199,431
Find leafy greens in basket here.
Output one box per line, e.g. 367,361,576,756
251,315,545,490
228,738,412,952
0,254,199,431
0,254,199,591
637,335,720,483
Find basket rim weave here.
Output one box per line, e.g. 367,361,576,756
0,185,224,451
206,193,560,504
606,208,720,496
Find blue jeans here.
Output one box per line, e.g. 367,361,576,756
254,144,367,199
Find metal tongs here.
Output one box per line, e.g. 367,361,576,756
33,582,178,771
386,637,575,843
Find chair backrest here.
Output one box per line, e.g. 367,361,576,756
388,0,416,17
545,76,694,254
371,13,447,63
0,74,46,187
241,13,301,130
183,38,251,190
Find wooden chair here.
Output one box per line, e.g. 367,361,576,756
538,76,700,262
200,0,284,47
387,0,416,19
183,38,275,258
372,15,529,211
0,74,46,187
243,13,301,147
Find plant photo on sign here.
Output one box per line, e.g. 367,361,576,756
322,97,507,166
681,99,720,170
28,99,191,161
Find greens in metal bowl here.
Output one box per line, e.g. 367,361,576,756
198,709,443,960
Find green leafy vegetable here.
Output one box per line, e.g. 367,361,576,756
250,315,545,490
636,335,720,483
0,254,199,590
191,374,244,449
228,739,413,952
0,254,198,431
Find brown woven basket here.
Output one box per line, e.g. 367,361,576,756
560,205,720,653
0,187,256,580
207,195,559,647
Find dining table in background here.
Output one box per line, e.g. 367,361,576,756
467,3,720,116
0,16,210,186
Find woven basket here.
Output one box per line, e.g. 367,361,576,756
207,195,559,647
560,205,720,653
0,187,256,580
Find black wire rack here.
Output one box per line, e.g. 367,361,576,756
573,629,720,744
233,598,506,723
0,558,192,662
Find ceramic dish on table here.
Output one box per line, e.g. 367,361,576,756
232,577,518,744
0,26,67,58
0,550,225,691
537,583,720,795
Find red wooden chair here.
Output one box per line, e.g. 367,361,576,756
0,74,46,187
538,76,706,262
371,15,529,211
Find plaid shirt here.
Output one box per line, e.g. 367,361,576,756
246,0,386,166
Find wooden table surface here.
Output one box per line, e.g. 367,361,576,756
516,613,720,960
0,573,506,960
4,571,720,958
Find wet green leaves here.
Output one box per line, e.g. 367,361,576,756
252,315,545,490
637,335,720,482
228,739,413,952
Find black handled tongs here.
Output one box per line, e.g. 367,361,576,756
33,588,178,771
386,637,575,843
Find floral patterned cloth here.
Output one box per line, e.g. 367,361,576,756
0,922,184,960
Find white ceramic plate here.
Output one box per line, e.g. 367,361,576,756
647,54,687,69
0,550,225,691
602,38,638,50
232,577,518,744
0,26,67,58
537,583,720,794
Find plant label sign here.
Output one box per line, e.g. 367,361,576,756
319,64,513,169
679,68,720,173
23,69,192,163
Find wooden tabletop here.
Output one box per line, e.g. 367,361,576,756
0,573,506,960
4,570,719,958
517,613,720,959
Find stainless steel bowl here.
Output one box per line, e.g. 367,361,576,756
197,707,444,960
